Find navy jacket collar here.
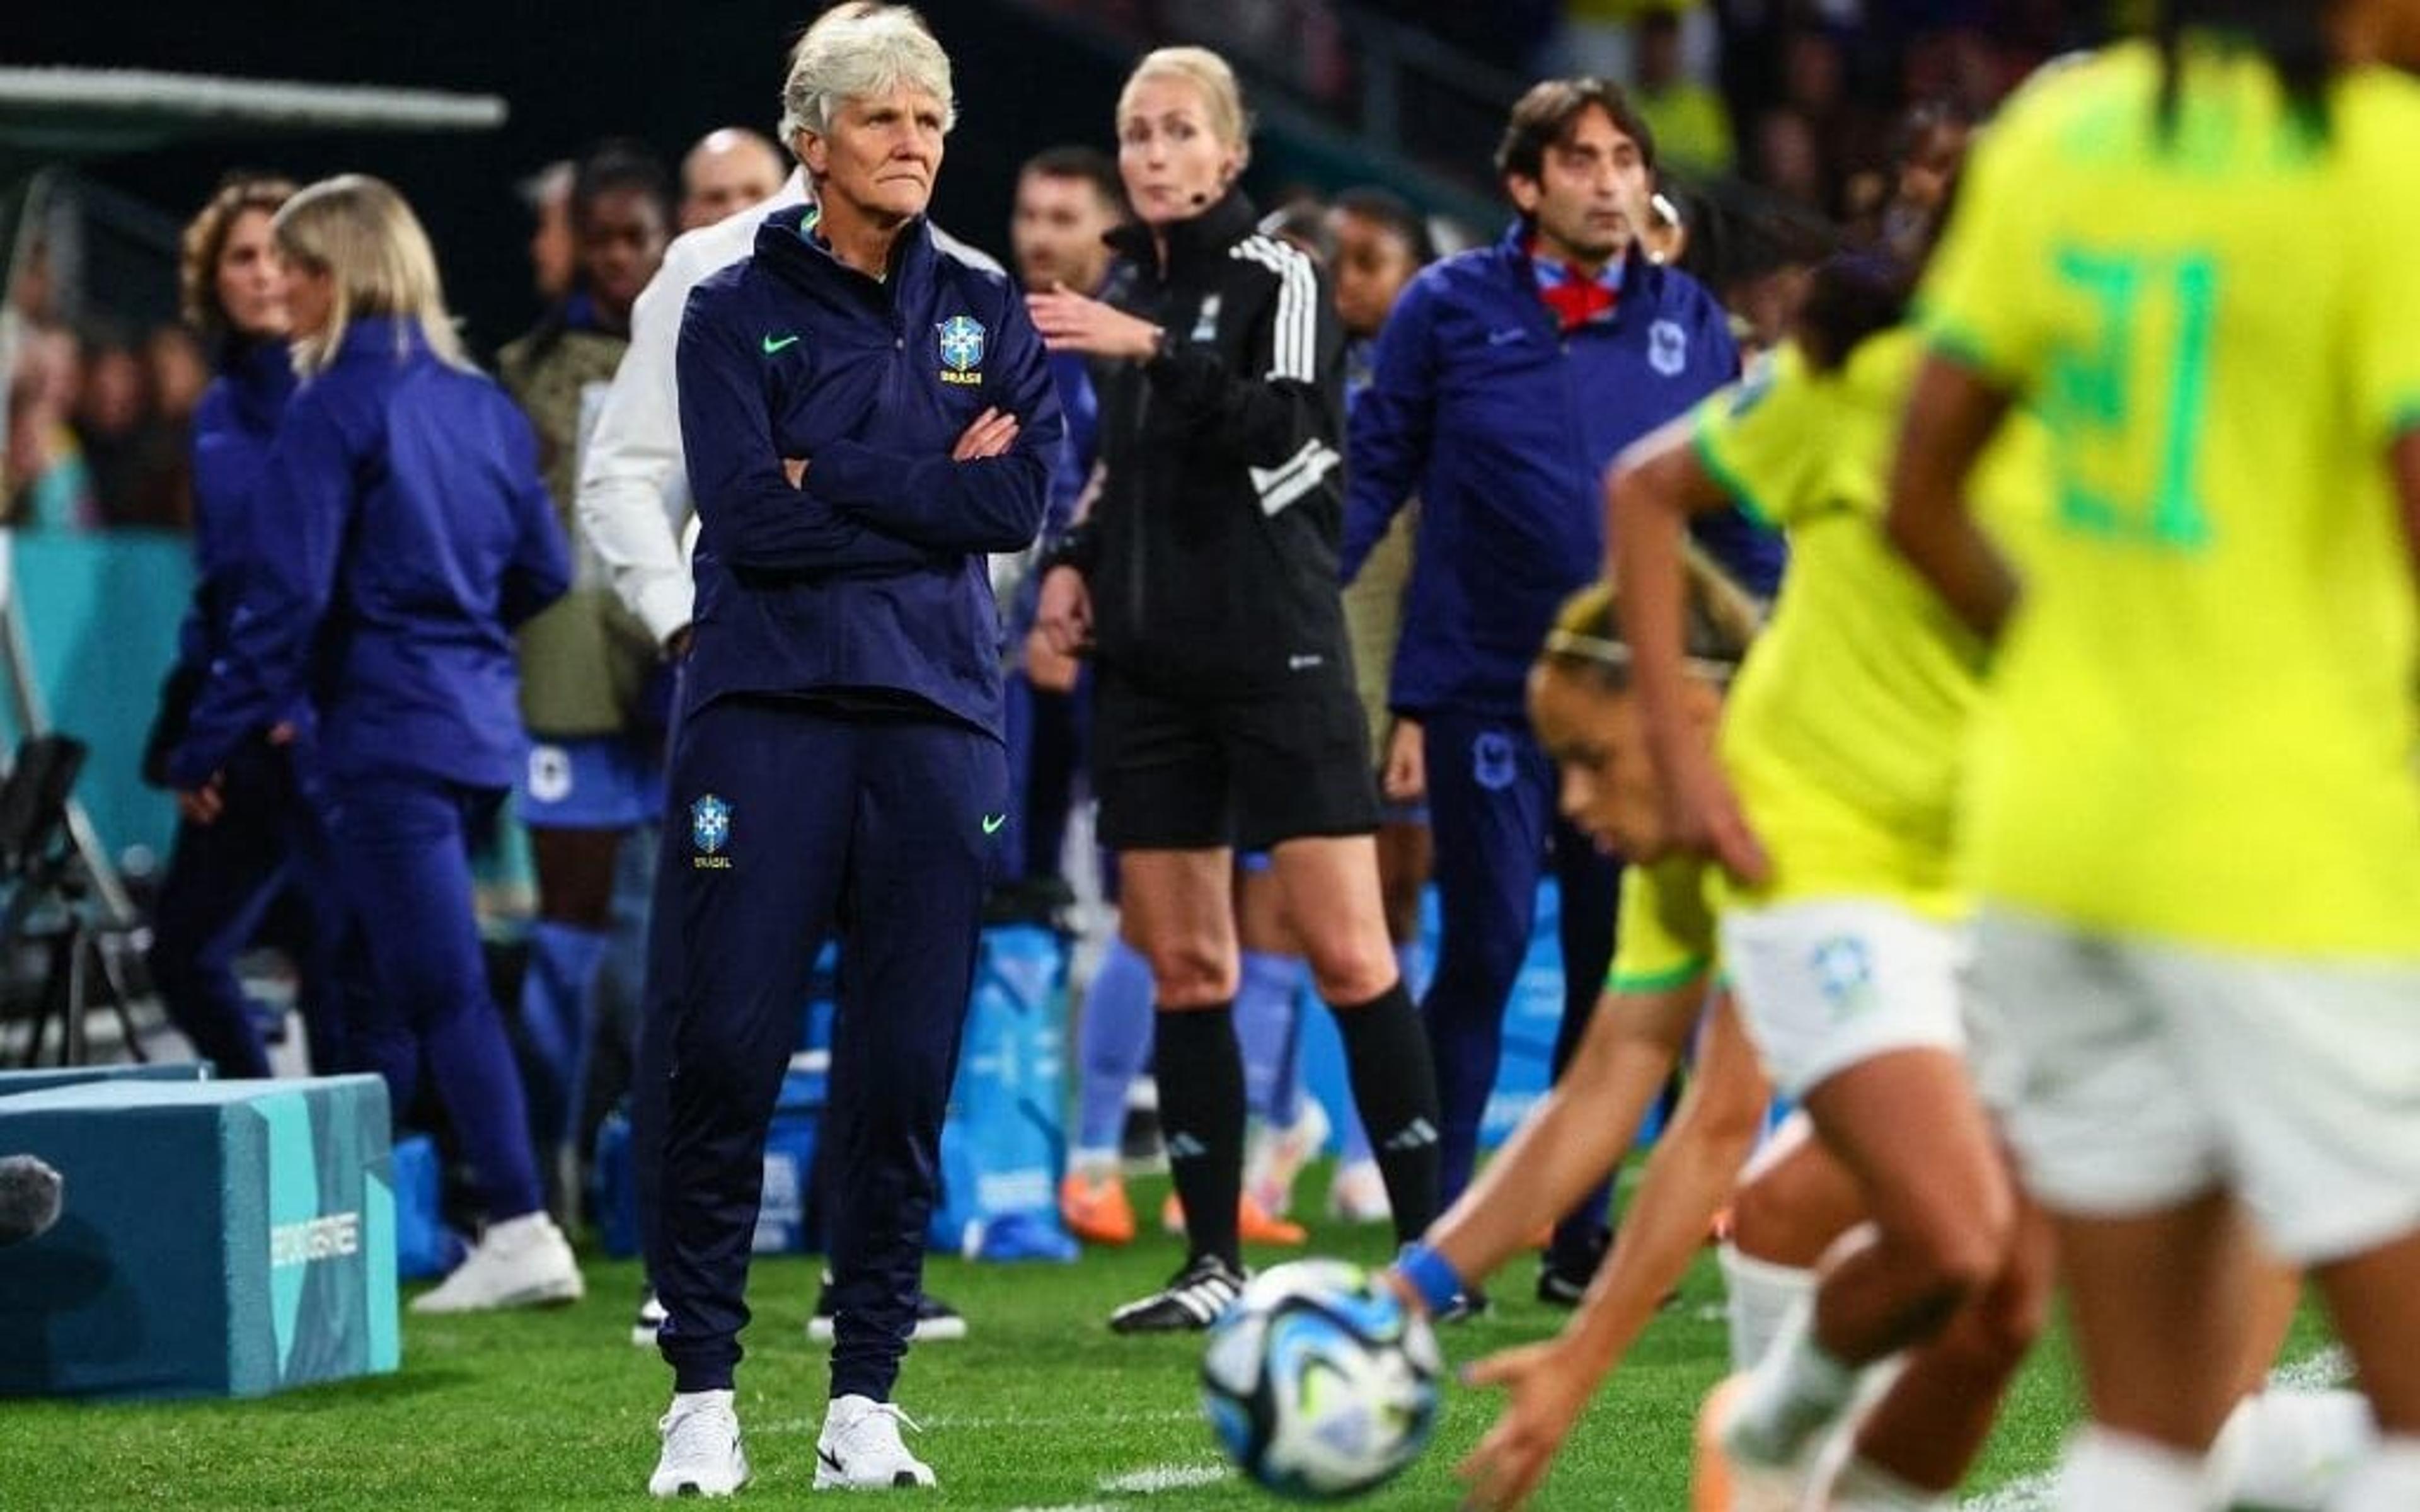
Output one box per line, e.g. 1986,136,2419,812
222,336,296,427
333,314,431,367
1491,219,1659,311
1105,187,1259,287
753,203,938,311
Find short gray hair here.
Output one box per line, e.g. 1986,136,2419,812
778,6,957,154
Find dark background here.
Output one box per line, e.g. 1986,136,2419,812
6,1,1168,353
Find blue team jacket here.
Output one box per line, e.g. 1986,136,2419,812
178,339,296,677
170,317,570,792
1344,223,1781,721
676,207,1061,738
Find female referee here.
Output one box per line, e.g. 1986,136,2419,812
1032,45,1443,1332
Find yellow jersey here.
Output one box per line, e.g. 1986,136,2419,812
1695,330,2044,920
1920,42,2420,958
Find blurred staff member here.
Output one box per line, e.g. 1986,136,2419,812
170,175,579,1314
1342,78,1775,1309
146,172,352,1080
497,142,674,1214
578,0,996,1356
645,8,1059,1496
1003,143,1124,903
1032,45,1443,1334
1325,185,1439,1223
677,127,785,232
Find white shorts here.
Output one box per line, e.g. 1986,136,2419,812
1973,910,2420,1265
1720,899,1969,1099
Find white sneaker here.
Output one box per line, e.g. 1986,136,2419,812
1325,1159,1392,1225
632,1288,668,1347
410,1211,584,1313
650,1390,750,1498
1244,1099,1330,1218
814,1394,936,1490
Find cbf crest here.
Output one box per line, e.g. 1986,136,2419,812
1649,319,1689,378
691,794,733,869
936,314,986,386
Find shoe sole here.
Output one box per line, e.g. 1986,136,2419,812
632,1324,664,1347
410,1278,585,1315
648,1459,750,1499
805,1317,969,1344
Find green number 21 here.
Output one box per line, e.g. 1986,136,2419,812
2046,246,2219,551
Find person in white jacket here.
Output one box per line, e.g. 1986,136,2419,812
580,0,1003,1383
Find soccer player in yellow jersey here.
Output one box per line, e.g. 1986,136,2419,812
1606,242,2057,1509
1886,6,2420,1508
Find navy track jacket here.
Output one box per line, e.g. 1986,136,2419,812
1344,222,1782,722
171,317,570,793
676,207,1061,739
178,338,296,679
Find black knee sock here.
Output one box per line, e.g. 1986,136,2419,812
1153,1004,1244,1270
1332,979,1441,1245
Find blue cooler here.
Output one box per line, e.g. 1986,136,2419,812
0,1074,400,1399
0,1062,212,1097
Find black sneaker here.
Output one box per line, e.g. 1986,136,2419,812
1434,1286,1491,1324
807,1273,970,1343
1538,1228,1612,1309
1109,1253,1247,1334
631,1285,668,1347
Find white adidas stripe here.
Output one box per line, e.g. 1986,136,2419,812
1248,440,1341,515
1231,236,1318,383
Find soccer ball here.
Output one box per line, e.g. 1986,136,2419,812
1200,1259,1443,1500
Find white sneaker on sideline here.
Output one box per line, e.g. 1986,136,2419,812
1245,1099,1330,1218
651,1390,750,1498
814,1394,936,1490
1326,1159,1392,1224
410,1211,584,1314
631,1287,668,1347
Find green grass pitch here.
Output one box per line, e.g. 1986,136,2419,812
0,1169,2342,1509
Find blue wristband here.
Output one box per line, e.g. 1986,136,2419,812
1394,1242,1465,1319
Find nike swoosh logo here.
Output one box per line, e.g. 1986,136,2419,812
981,814,1007,835
1487,328,1525,346
817,1448,846,1474
762,334,800,355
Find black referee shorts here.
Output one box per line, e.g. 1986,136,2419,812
1092,668,1380,853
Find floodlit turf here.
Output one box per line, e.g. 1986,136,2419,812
0,1169,2346,1509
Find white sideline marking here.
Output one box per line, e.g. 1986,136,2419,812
1098,1462,1231,1494
752,1409,1197,1436
1005,1505,1126,1512
1957,1348,2351,1509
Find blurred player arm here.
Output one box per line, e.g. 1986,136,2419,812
1883,352,2019,640
1608,412,1770,883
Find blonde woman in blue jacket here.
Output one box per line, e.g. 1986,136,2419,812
172,175,579,1314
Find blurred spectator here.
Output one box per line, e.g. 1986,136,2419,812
1257,194,1336,265
1554,0,1720,86
496,140,675,1217
7,325,95,529
520,160,578,303
1630,6,1734,178
147,324,210,424
1751,105,1826,210
75,330,192,528
677,127,785,231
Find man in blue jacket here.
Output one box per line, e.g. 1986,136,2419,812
1343,77,1783,1310
645,9,1061,1498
